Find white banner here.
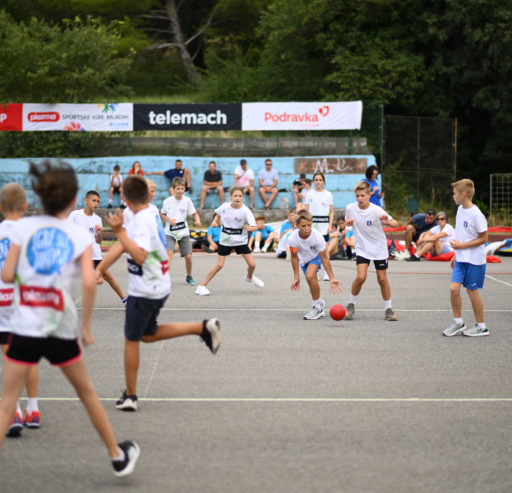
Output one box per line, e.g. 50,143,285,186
22,103,133,131
242,101,362,131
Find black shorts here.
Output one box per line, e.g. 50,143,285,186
113,186,120,194
323,234,330,243
93,259,101,268
125,295,168,342
0,332,11,345
355,255,388,270
6,334,82,367
218,244,251,256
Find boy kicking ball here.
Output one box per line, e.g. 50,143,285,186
344,181,399,321
288,210,342,320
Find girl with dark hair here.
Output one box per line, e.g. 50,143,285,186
363,165,383,206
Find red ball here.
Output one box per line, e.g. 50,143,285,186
330,304,346,321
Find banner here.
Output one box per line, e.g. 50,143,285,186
134,104,241,131
22,103,133,131
242,101,362,131
0,104,23,131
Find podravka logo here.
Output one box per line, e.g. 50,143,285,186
264,105,330,123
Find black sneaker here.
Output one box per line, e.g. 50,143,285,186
200,319,221,354
107,204,113,209
277,251,287,259
116,390,138,411
406,255,420,261
112,440,141,478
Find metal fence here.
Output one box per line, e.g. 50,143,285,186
490,173,512,221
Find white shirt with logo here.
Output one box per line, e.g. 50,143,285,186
160,195,196,240
430,223,455,251
9,215,92,339
454,204,487,265
345,202,391,260
125,206,171,299
234,166,255,187
305,189,333,235
287,229,326,265
110,173,123,187
0,219,16,332
215,203,256,246
69,209,103,260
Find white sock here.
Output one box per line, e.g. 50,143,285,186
454,317,463,324
262,244,269,252
348,294,358,304
112,449,125,462
108,199,112,204
26,398,39,414
313,298,324,308
383,299,392,310
16,401,22,415
477,322,486,329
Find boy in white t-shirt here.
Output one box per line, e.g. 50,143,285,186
160,178,201,286
443,179,488,337
99,176,221,412
69,191,127,304
108,165,124,208
345,181,399,321
288,210,342,320
0,183,40,437
407,211,455,260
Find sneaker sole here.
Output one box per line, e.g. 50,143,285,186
24,422,41,429
7,424,23,437
304,311,326,320
206,319,222,354
462,331,489,337
443,327,466,337
114,442,141,478
116,402,138,411
385,315,398,321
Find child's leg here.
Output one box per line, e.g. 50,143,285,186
60,359,120,458
167,249,175,269
25,365,38,400
376,269,391,301
102,269,125,299
241,253,256,278
466,288,484,323
0,359,31,446
124,340,140,397
351,262,369,296
450,282,463,318
200,255,226,287
184,253,193,276
142,321,202,342
253,232,262,250
109,186,114,201
304,264,321,301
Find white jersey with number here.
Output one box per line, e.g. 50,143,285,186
287,228,326,265
161,195,196,240
215,203,256,246
8,215,92,339
69,209,103,260
125,206,171,299
0,219,16,332
345,202,391,260
454,204,487,265
305,189,333,235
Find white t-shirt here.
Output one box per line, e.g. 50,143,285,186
123,203,159,228
161,195,196,239
258,168,278,187
125,206,171,299
345,202,392,260
288,229,326,265
9,215,92,339
301,188,313,204
69,209,103,260
430,223,455,250
305,189,333,235
110,173,123,188
454,204,487,265
215,203,256,246
0,219,16,332
234,166,255,187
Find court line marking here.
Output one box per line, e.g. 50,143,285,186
23,397,512,403
486,274,512,288
82,307,512,312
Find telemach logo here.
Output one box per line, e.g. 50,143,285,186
0,288,14,306
148,110,227,126
20,285,64,311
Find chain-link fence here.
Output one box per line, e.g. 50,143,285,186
490,173,512,222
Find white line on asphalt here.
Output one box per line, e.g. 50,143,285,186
82,308,512,312
486,274,512,288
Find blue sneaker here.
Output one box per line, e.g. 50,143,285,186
185,276,196,286
7,412,23,437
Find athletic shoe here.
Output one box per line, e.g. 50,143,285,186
253,247,261,253
345,303,355,320
384,308,398,321
406,255,420,262
6,412,23,437
120,204,126,210
200,319,222,354
304,301,325,320
116,391,138,412
195,285,210,296
244,275,264,288
112,441,141,478
121,296,128,305
463,324,489,337
23,409,41,429
261,244,269,253
185,276,196,286
323,271,330,281
107,204,113,209
442,320,466,336
277,251,287,259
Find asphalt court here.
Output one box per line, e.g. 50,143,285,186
1,253,512,492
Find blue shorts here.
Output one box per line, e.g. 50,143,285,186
451,261,486,290
125,295,168,341
301,254,322,275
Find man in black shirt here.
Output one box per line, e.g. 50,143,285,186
199,161,224,210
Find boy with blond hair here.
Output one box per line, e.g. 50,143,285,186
443,179,488,337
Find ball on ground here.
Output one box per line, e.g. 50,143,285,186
330,304,346,321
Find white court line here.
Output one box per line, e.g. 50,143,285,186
486,274,512,288
83,307,512,312
25,397,512,403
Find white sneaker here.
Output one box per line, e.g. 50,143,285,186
443,320,465,336
253,247,261,253
261,244,269,253
323,271,330,281
304,305,326,320
195,285,210,296
244,275,264,288
462,324,489,337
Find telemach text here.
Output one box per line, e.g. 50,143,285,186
148,110,228,126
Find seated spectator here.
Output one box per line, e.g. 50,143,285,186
108,164,124,208
407,211,454,261
205,224,221,253
199,161,224,210
128,161,145,176
328,215,355,259
292,173,306,208
362,165,383,206
233,159,255,209
296,178,312,211
405,208,437,253
146,158,192,192
249,215,277,253
279,209,296,239
258,158,279,209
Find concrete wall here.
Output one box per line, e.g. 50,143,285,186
0,155,377,211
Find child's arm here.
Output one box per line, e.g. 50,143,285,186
244,225,258,232
192,212,201,228
105,211,148,265
320,249,342,295
380,213,398,228
451,231,488,250
290,248,301,291
1,243,20,283
328,204,334,232
94,225,103,244
211,214,221,228
160,212,177,226
95,240,125,283
80,245,96,347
